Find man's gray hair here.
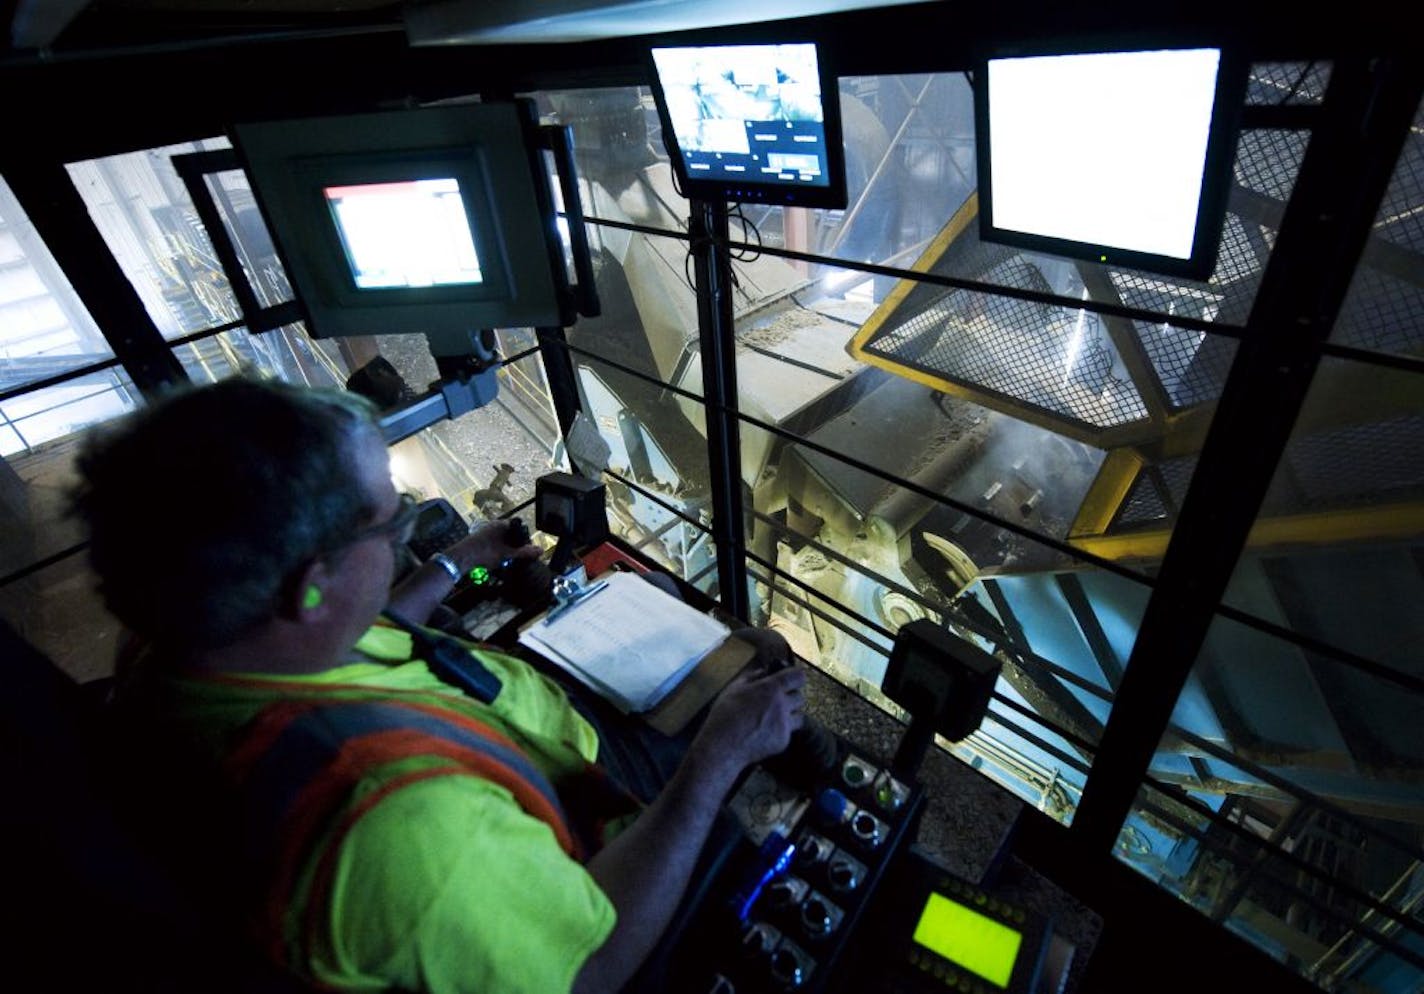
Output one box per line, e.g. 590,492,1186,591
72,376,380,650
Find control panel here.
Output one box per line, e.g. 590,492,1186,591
843,848,1054,994
665,740,923,993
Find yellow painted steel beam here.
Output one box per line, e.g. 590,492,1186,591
848,191,981,358
1150,405,1219,459
1073,502,1424,562
1069,448,1146,538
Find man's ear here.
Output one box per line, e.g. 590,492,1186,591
289,560,332,623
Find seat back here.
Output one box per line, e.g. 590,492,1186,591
1,619,308,993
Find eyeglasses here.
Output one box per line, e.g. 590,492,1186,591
345,492,420,550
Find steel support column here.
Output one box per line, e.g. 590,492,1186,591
535,326,583,438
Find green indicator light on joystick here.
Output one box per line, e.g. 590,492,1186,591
469,565,491,585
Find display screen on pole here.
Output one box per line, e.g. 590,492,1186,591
649,41,847,208
976,47,1240,279
912,892,1023,988
325,178,484,289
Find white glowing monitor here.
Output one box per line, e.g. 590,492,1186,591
325,178,483,289
976,48,1242,279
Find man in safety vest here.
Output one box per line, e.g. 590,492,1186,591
74,376,806,994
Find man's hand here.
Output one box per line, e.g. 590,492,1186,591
443,519,541,576
385,519,539,625
689,665,807,778
575,646,807,994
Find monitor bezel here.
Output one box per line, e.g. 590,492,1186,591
234,102,567,339
647,39,849,210
973,45,1248,281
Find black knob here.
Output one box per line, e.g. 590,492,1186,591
801,898,832,936
767,880,799,909
741,922,776,956
828,861,858,892
771,950,805,988
504,517,530,547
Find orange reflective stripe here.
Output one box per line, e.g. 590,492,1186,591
235,701,580,974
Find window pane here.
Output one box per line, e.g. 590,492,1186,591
173,323,351,389
202,169,294,309
725,252,1245,577
0,175,114,391
566,229,703,398
1218,356,1424,666
530,86,688,234
67,138,239,340
741,418,1159,825
388,348,565,522
1246,62,1332,105
575,356,717,587
1163,614,1423,809
1119,779,1423,991
0,371,139,576
1122,581,1424,985
732,259,1236,573
0,549,122,684
0,368,138,460
1331,91,1423,358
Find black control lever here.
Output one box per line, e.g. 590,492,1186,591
505,516,530,547
452,516,551,611
492,516,553,610
759,654,839,790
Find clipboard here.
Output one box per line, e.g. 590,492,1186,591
516,570,757,735
640,633,756,735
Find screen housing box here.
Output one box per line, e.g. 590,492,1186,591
234,101,570,339
882,618,1000,743
973,45,1248,281
647,39,848,209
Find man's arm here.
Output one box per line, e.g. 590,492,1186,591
572,664,807,994
386,520,539,624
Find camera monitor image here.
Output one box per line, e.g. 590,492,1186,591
650,41,846,208
976,47,1243,279
325,178,484,290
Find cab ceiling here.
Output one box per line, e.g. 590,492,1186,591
6,0,932,52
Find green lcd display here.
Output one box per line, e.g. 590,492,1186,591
912,892,1023,988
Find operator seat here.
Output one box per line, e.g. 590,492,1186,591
1,619,308,993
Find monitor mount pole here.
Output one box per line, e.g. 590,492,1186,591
690,198,749,622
